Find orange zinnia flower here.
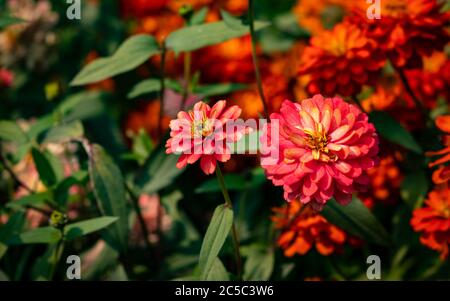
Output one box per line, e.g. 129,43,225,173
427,115,450,185
272,200,351,256
359,154,403,209
349,0,449,69
411,186,450,260
298,22,385,97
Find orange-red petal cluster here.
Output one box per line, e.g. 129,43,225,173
298,22,385,97
411,186,450,260
272,200,350,256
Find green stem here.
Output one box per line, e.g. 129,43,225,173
215,165,243,280
248,0,269,119
181,51,192,111
158,41,167,137
125,183,153,252
50,236,64,280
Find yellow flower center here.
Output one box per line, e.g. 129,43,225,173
303,123,337,162
190,111,214,138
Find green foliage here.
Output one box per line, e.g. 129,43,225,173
322,197,391,246
198,204,233,280
166,19,269,53
71,35,160,86
370,111,423,154
87,144,129,251
64,216,118,241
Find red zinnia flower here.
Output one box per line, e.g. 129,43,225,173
349,0,449,69
298,22,385,97
166,100,251,175
272,200,350,256
260,95,379,210
411,186,450,260
427,115,450,185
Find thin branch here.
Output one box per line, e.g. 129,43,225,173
248,0,269,119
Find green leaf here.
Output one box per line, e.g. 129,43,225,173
0,120,28,144
9,191,52,209
196,174,245,193
27,115,55,141
370,111,422,154
57,91,107,122
0,212,25,259
401,170,429,209
189,7,208,26
71,35,160,86
31,147,58,187
127,78,182,99
88,144,128,251
205,257,230,281
243,248,274,281
64,216,118,241
41,121,84,144
322,197,390,246
220,10,244,30
199,204,234,280
31,243,64,280
54,170,89,206
136,137,184,194
0,14,24,29
8,227,62,245
194,83,247,98
166,19,269,53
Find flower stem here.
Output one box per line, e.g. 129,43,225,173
50,235,65,280
158,41,167,137
248,0,269,119
395,65,429,120
181,51,191,111
215,165,243,279
125,183,153,252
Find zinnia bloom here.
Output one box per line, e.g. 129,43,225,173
349,0,449,69
166,100,251,175
411,187,450,260
272,200,350,256
261,95,379,210
359,154,403,209
427,115,450,185
405,53,450,109
298,22,385,97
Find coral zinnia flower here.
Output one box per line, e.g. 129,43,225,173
272,200,349,256
298,22,385,97
427,115,450,185
349,0,449,69
260,95,379,210
166,100,251,175
411,187,450,260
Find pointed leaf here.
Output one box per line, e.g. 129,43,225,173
166,20,269,53
370,111,422,154
88,144,128,251
64,216,119,241
71,35,160,86
199,204,233,280
8,227,61,245
41,121,84,144
322,197,390,246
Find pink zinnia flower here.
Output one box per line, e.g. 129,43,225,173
261,95,379,211
166,100,251,175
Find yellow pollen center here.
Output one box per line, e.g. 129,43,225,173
303,124,337,162
191,111,214,138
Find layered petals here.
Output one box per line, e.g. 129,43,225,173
260,95,379,210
